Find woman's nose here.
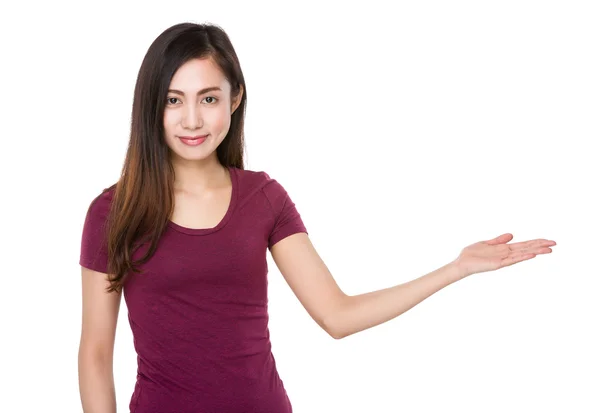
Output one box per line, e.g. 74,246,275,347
182,104,203,130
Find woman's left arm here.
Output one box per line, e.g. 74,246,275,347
271,232,555,340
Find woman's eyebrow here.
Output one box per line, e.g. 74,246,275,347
168,87,222,95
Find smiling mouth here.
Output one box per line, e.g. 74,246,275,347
178,135,208,146
179,135,208,140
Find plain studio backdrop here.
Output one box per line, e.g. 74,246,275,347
0,1,598,412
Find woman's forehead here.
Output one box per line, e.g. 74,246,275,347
170,58,226,88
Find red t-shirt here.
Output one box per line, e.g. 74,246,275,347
79,165,308,413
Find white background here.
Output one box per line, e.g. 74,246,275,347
1,1,598,412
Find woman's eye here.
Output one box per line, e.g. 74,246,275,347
166,96,218,105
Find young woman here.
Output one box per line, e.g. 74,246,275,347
77,22,556,413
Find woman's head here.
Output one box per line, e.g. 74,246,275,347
164,56,243,166
104,22,247,292
131,22,247,170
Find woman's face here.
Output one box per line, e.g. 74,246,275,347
163,57,241,163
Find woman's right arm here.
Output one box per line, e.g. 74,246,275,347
78,266,122,413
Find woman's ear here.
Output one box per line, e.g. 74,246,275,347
231,84,244,114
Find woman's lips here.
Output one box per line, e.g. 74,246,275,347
179,135,208,146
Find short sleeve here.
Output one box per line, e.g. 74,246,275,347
79,189,113,273
262,175,308,249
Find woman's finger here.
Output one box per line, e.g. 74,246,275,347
509,240,556,253
501,252,536,268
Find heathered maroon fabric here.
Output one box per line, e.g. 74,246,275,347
79,166,307,413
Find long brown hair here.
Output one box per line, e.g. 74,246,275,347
104,22,248,293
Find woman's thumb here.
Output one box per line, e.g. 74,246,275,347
486,233,513,245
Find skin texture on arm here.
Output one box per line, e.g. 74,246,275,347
326,262,464,339
270,233,460,339
78,267,122,413
271,233,555,340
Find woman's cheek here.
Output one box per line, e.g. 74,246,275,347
212,109,230,137
164,111,178,132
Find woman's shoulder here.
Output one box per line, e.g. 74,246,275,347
80,184,117,273
236,168,295,212
235,166,280,188
85,183,117,220
235,166,270,179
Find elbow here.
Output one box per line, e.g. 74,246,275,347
330,330,345,340
324,322,343,340
326,322,347,340
323,295,349,340
78,342,114,365
318,316,341,339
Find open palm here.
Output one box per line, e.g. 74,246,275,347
454,233,556,277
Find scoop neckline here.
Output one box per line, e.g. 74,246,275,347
167,165,238,236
